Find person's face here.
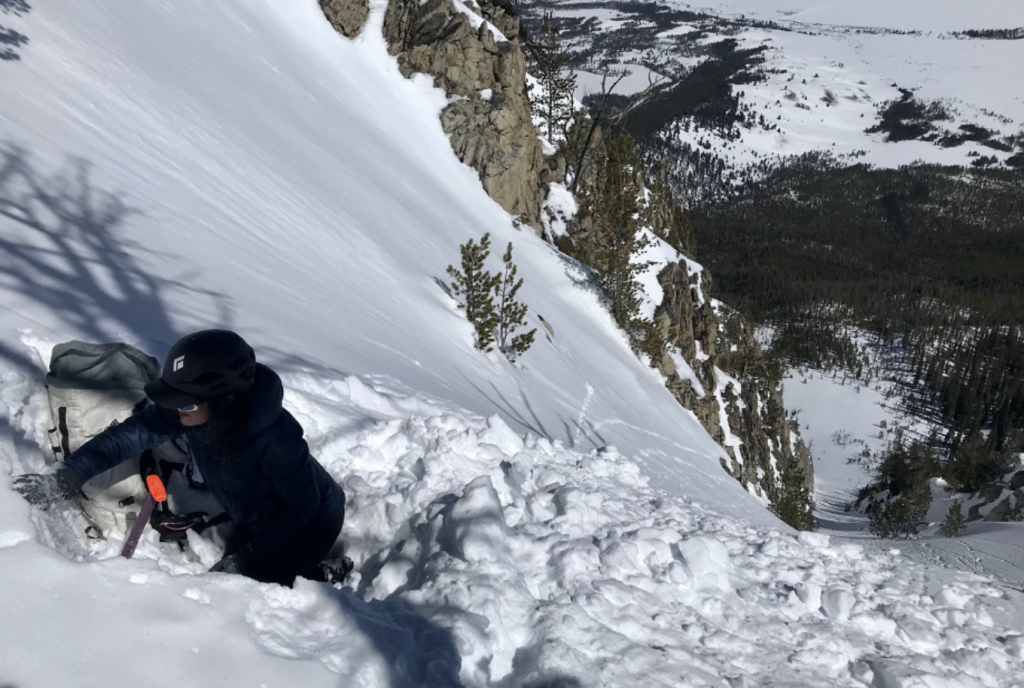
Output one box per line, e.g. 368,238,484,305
177,403,211,427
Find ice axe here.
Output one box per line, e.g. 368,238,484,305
120,473,168,559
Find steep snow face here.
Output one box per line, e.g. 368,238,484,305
0,0,752,519
4,1,1024,687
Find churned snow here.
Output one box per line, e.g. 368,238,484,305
6,361,1024,686
1,0,1024,686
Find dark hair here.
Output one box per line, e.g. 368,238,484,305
202,393,250,454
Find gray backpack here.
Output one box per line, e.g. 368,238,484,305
46,341,183,535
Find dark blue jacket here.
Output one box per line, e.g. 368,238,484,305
64,364,345,561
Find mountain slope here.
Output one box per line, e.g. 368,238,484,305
2,1,1024,686
0,0,748,515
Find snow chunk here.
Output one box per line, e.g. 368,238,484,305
932,588,970,609
821,587,856,621
183,588,211,605
248,581,397,682
0,531,31,548
443,476,508,563
797,531,830,549
674,536,733,591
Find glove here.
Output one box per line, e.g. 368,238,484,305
209,553,253,576
12,469,83,508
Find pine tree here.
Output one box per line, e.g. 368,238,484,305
869,482,931,538
493,242,537,361
526,12,577,143
768,456,816,531
940,500,966,537
574,135,655,353
447,234,499,352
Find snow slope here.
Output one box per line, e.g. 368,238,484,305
0,0,742,516
688,0,1024,32
2,0,1024,686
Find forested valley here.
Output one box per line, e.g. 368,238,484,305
517,0,1024,524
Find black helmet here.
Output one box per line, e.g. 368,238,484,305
144,330,256,409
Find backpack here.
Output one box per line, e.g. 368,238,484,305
45,341,191,536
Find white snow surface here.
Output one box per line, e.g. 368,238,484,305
563,0,1024,170
2,1,1024,686
784,365,1024,622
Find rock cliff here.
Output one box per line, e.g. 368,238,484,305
652,261,814,499
321,0,553,225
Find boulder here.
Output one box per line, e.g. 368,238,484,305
320,0,369,39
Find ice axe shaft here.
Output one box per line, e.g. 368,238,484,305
120,474,168,559
120,495,156,558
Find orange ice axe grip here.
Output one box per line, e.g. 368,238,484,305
145,474,168,503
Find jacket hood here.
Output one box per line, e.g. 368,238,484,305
244,364,284,436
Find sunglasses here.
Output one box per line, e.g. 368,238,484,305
177,403,201,413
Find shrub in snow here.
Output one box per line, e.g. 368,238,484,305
493,242,536,361
447,233,535,361
941,499,966,537
447,233,499,352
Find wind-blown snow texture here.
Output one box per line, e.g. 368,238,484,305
2,1,1024,686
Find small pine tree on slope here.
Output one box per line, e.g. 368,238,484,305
869,483,932,539
768,456,816,531
494,242,536,361
574,135,654,353
447,234,499,352
941,500,966,537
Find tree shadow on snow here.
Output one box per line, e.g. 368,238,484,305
330,580,584,688
0,143,231,373
328,587,466,688
0,0,31,62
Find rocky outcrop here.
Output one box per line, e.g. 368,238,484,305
652,262,721,437
320,0,369,38
384,0,552,224
965,474,1024,522
320,0,552,225
652,261,814,498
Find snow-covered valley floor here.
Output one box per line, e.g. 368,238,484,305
785,366,1024,601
